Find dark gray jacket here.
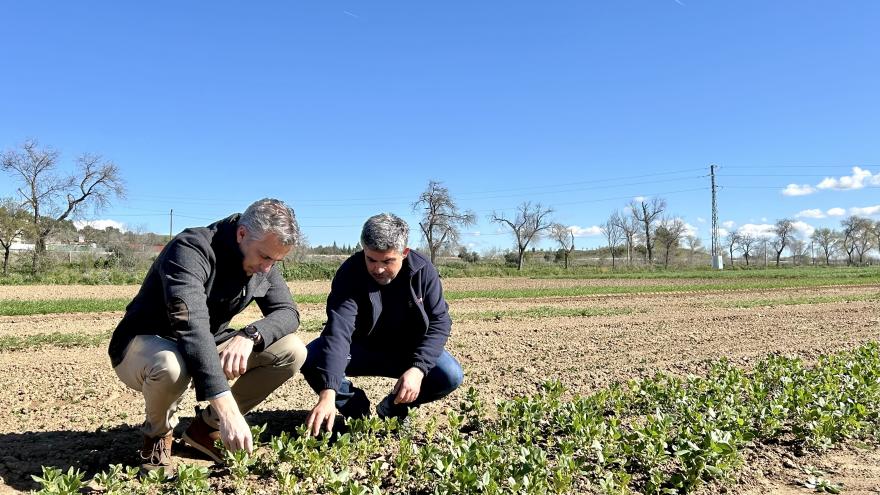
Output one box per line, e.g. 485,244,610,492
108,214,300,400
311,249,452,391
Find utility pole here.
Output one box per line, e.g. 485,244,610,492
169,209,173,239
710,164,722,269
763,239,768,267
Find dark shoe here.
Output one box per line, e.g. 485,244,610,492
140,432,174,474
376,393,410,419
182,411,223,463
337,387,371,419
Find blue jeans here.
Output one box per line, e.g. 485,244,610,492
301,337,464,418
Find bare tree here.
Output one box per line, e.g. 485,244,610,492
412,180,476,264
725,231,741,265
771,218,795,267
738,233,758,266
549,223,576,269
852,217,874,265
612,210,638,265
654,217,686,268
602,213,624,269
789,238,807,266
810,228,837,265
490,202,554,270
2,139,125,272
840,216,861,265
684,235,702,266
0,198,29,275
629,197,666,264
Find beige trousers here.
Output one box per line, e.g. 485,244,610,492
114,333,307,438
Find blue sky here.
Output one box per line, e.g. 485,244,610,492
2,1,879,252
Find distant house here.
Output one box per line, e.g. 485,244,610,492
11,241,35,252
10,232,34,251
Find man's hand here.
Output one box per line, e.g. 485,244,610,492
219,334,254,380
305,389,337,437
393,367,424,405
210,394,253,454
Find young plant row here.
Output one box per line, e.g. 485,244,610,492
35,342,880,494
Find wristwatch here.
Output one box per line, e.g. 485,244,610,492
240,325,262,345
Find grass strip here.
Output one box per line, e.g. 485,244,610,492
0,330,112,352
454,306,633,321
523,265,880,280
721,293,880,308
444,277,880,300
0,298,131,316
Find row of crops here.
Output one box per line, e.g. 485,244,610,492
34,342,880,494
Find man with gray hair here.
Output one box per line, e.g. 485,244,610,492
301,213,464,435
109,198,307,472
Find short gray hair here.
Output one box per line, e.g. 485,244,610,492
239,198,300,246
360,213,408,252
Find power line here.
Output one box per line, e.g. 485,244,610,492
721,164,878,169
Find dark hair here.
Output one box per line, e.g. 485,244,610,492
360,213,408,252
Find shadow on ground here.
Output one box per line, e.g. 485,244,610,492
0,410,309,492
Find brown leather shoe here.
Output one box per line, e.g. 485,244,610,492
182,412,223,463
140,432,174,474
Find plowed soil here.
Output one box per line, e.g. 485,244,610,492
1,279,879,494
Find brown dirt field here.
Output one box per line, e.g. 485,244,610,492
0,283,878,493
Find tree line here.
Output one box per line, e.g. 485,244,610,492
3,140,879,276
724,217,880,267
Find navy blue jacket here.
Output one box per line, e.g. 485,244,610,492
312,249,452,391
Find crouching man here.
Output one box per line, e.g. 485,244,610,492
108,198,307,472
301,213,464,436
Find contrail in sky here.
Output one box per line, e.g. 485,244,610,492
344,10,359,18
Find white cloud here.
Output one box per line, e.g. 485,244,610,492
795,209,825,219
827,207,846,217
568,225,602,237
791,220,815,238
696,217,706,224
782,184,816,196
849,205,880,217
683,222,698,237
718,228,730,238
816,167,879,190
722,220,736,229
738,223,775,238
633,196,646,202
73,219,127,232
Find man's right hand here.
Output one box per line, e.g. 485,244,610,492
305,389,337,437
210,394,253,454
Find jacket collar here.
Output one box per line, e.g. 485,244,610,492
212,214,247,279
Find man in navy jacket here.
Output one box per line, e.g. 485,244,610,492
301,213,464,435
